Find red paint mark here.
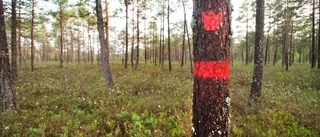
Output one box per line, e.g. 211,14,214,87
201,11,223,31
194,60,229,79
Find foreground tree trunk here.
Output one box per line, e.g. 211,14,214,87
59,2,63,68
11,0,17,79
248,0,264,107
192,0,230,136
167,0,172,71
96,0,114,87
0,0,17,111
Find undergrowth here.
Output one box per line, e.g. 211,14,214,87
0,61,319,136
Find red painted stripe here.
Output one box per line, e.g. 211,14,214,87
194,60,229,79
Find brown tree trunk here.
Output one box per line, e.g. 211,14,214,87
311,0,316,68
264,27,270,65
167,0,172,71
31,0,35,71
181,0,186,67
125,0,128,69
284,0,289,71
11,0,17,79
318,0,320,69
131,1,135,67
18,0,22,68
0,0,17,111
96,0,114,87
161,2,165,67
136,1,140,67
192,0,230,136
248,0,264,107
273,36,278,66
59,2,63,68
246,13,249,65
77,28,81,63
186,17,193,74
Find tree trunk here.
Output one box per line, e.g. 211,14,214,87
11,0,17,79
248,0,264,107
161,2,165,67
159,17,162,65
186,17,193,74
311,0,316,68
246,13,249,65
96,0,114,87
192,0,230,135
167,0,172,71
264,27,270,65
0,0,17,111
59,2,63,68
136,1,140,67
131,2,135,67
18,0,22,68
289,22,294,66
181,0,186,68
284,0,289,71
124,0,128,69
77,27,81,63
273,36,278,66
318,0,320,69
144,14,147,64
31,0,35,71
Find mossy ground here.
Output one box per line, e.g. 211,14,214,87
1,61,319,136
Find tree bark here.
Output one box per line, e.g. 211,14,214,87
186,19,193,74
136,1,140,67
181,0,186,68
192,0,230,136
96,0,114,87
131,1,135,67
0,0,17,111
167,0,172,71
245,12,249,65
318,0,320,69
18,0,22,68
284,0,289,71
248,0,264,107
59,2,63,68
311,0,316,68
31,0,35,71
273,36,278,66
124,0,128,69
11,0,17,79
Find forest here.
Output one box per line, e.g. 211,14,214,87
0,0,319,136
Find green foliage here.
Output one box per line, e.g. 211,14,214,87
0,62,319,136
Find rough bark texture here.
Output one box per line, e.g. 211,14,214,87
0,0,17,111
96,0,114,87
11,0,17,79
248,0,264,107
192,0,230,136
31,0,35,71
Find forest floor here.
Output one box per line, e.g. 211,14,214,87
0,61,319,136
